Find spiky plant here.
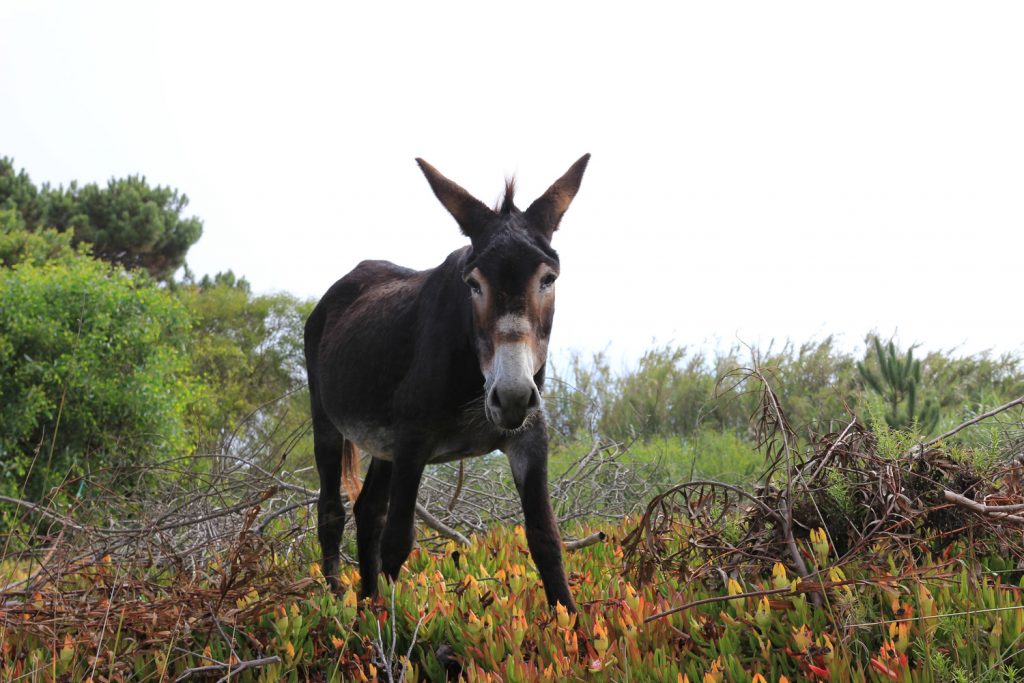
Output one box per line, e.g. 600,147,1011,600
858,337,940,434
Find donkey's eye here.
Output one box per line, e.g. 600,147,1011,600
540,273,557,290
465,278,482,296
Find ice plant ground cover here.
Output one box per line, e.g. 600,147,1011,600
2,517,1024,682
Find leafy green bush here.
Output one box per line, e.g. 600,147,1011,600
551,431,763,491
549,337,1022,451
177,270,313,455
0,255,199,499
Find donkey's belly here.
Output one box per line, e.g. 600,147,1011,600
428,428,505,464
340,419,503,464
340,421,397,461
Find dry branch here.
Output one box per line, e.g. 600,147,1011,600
415,502,472,546
173,655,281,682
913,393,1024,454
565,531,606,551
0,494,89,532
943,490,1024,524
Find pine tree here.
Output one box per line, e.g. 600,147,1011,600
857,337,940,434
0,158,202,281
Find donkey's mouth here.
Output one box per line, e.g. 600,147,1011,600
483,380,541,432
484,401,540,434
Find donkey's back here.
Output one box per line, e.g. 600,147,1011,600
304,258,422,422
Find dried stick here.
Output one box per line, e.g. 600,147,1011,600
565,531,606,551
173,655,281,682
258,497,319,533
643,577,872,624
447,460,465,512
0,494,90,532
644,585,793,624
912,394,1024,455
943,490,1024,524
415,502,471,546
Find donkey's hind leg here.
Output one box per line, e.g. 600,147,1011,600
353,457,392,599
313,417,347,591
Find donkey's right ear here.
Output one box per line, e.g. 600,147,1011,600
416,158,494,239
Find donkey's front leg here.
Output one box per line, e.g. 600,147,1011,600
378,448,428,581
505,423,576,612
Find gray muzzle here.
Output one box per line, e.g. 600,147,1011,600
484,343,540,430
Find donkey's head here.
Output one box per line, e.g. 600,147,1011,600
416,155,590,431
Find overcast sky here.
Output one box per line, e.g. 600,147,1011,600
3,1,1022,366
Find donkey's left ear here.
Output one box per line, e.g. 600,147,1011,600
524,154,590,239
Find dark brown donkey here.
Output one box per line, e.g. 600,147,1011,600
304,155,590,611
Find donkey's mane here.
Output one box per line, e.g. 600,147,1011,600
498,177,517,214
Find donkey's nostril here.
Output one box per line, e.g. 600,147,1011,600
527,388,540,409
489,389,502,409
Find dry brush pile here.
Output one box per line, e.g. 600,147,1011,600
0,407,653,680
622,369,1024,593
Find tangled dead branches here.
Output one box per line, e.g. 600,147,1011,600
416,438,656,543
0,397,654,662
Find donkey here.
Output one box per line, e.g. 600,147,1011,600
304,154,590,611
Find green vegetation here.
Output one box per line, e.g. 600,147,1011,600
0,159,312,503
0,207,82,268
177,270,313,454
548,338,1024,460
859,338,940,434
0,254,197,499
5,519,1024,681
550,431,763,486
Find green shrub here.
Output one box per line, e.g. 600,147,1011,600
0,256,199,499
0,208,83,268
176,270,313,455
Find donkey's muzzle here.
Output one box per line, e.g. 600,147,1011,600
485,342,540,430
487,381,540,430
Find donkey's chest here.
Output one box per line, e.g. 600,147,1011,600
340,414,504,465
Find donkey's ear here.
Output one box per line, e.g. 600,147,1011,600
525,154,590,239
416,158,494,239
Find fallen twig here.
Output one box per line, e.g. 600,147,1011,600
643,576,892,624
258,496,319,534
943,490,1024,524
643,585,793,624
414,502,471,547
173,655,281,682
565,531,606,551
0,494,90,532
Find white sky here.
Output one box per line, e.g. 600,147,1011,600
2,1,1022,367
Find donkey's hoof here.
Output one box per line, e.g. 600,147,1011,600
323,574,342,593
